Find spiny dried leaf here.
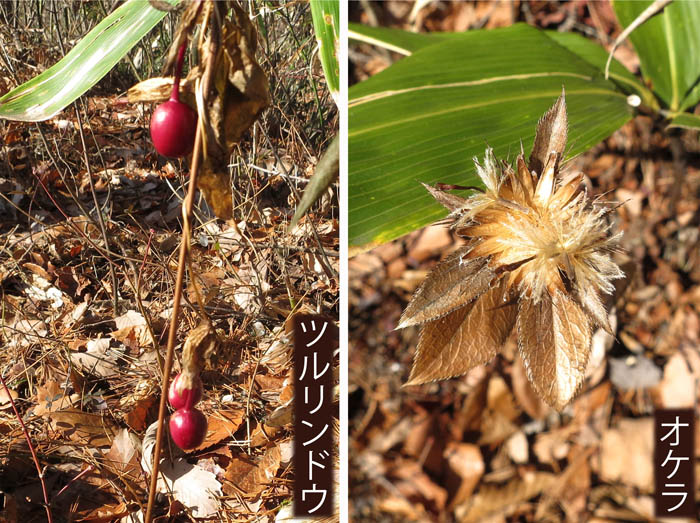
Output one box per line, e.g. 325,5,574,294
422,182,470,213
398,247,494,329
517,291,591,409
407,279,516,385
529,89,567,175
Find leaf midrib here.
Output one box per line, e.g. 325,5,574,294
349,72,593,107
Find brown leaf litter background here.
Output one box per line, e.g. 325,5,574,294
0,1,337,520
350,2,700,521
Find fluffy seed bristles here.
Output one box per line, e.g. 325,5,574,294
399,91,624,409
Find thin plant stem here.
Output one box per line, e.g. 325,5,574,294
144,4,219,520
0,373,53,522
74,104,120,315
54,465,94,499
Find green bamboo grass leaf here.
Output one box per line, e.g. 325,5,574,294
348,21,453,55
0,0,180,122
544,31,656,111
289,134,339,229
310,0,339,104
349,24,633,252
667,112,700,130
348,21,652,106
613,0,700,111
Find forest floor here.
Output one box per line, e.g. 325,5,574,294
0,2,337,521
349,2,700,522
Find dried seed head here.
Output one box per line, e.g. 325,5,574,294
400,91,624,409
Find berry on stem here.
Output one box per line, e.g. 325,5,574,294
169,408,207,450
150,40,197,158
168,372,203,410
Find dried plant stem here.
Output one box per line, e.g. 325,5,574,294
144,7,219,520
74,104,120,315
144,116,203,523
54,465,94,499
0,372,53,522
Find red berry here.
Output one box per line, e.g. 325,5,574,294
168,372,203,410
169,408,207,450
150,99,197,158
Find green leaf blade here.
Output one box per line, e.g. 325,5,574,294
544,30,656,110
311,0,339,103
667,112,700,130
0,0,179,122
612,0,700,111
348,21,453,55
349,24,632,251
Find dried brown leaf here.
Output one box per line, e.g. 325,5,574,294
189,409,244,452
78,502,129,522
407,279,516,385
124,395,157,432
104,428,140,482
511,355,550,420
197,3,270,220
444,442,484,509
182,322,218,375
398,247,495,329
456,471,556,522
224,446,281,496
127,76,193,104
0,388,18,410
196,166,234,220
517,291,591,409
599,418,654,492
33,380,79,416
529,89,567,175
46,408,116,448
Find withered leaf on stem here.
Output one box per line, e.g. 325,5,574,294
182,322,218,376
162,1,205,75
199,2,271,220
399,91,623,409
135,2,271,220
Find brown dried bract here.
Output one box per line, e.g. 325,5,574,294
400,90,624,409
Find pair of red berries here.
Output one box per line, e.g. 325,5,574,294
168,372,207,450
